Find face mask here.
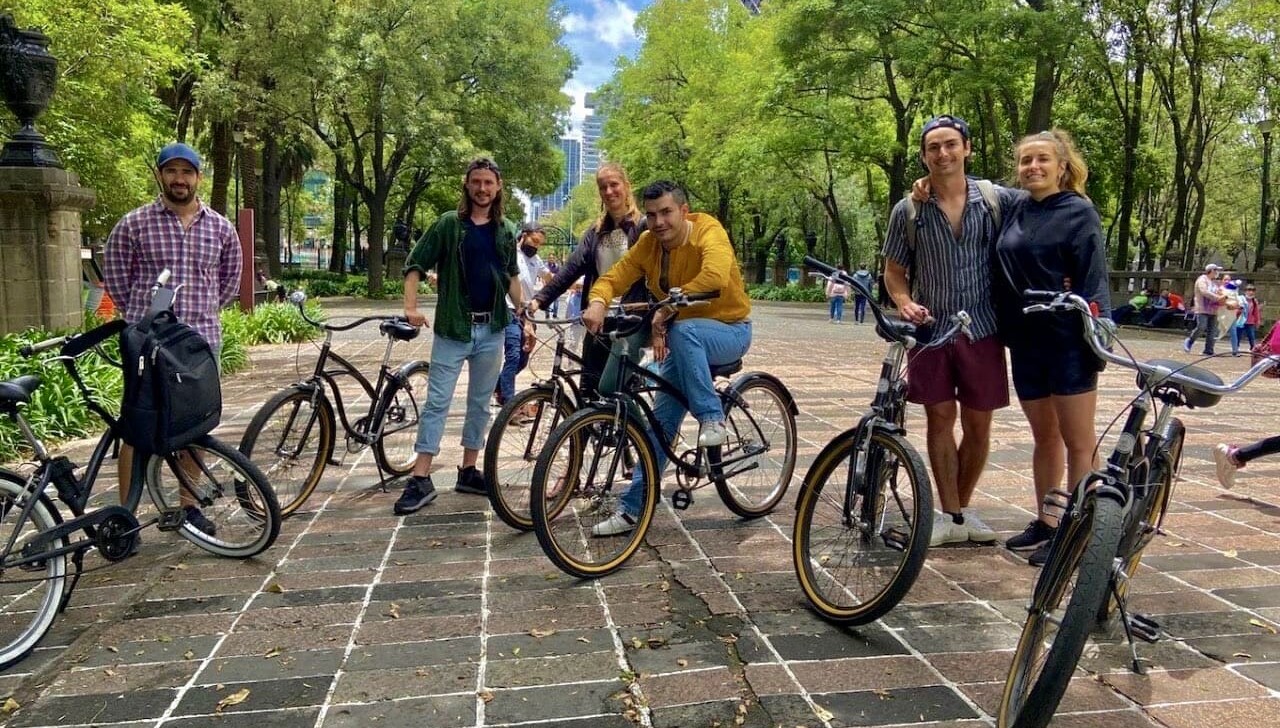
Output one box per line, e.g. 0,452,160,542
520,244,538,257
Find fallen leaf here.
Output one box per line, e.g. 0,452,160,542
1166,541,1184,547
1224,549,1239,558
157,636,172,643
512,647,520,656
630,637,644,649
387,604,400,620
216,684,225,691
106,645,119,654
215,688,250,713
1,698,18,714
1234,652,1253,659
676,658,688,667
168,563,188,571
814,705,834,721
576,636,591,644
478,691,494,703
658,580,670,592
1250,619,1278,634
264,647,283,659
183,650,195,660
646,637,666,649
104,669,117,677
264,582,284,594
529,628,556,638
873,688,893,699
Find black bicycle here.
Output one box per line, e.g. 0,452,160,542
529,289,799,579
485,316,590,531
998,290,1280,728
238,291,429,517
1,274,279,670
793,256,971,625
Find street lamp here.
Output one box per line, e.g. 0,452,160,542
1258,118,1275,269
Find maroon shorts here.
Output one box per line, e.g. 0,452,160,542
905,334,1010,411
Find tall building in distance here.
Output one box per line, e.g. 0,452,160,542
581,93,606,178
740,0,762,13
532,137,582,216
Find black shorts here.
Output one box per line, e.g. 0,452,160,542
1009,337,1099,401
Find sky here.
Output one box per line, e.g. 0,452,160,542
558,0,651,137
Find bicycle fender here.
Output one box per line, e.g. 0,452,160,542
390,359,430,385
728,371,799,416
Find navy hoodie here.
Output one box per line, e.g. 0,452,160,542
994,190,1110,346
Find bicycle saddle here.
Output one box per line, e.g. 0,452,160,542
1137,358,1223,409
0,374,42,406
380,318,421,342
711,360,743,379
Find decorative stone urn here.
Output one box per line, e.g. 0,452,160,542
0,13,61,168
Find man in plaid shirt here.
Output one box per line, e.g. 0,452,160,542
103,142,242,536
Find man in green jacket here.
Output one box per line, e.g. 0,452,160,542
397,157,525,514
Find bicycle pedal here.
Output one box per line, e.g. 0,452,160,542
1127,612,1163,643
156,507,186,532
671,489,693,510
881,527,909,552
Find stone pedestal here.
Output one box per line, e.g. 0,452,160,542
1260,245,1280,271
0,166,96,334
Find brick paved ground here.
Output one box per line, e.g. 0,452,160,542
3,298,1280,727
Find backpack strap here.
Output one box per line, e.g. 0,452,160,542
975,179,1001,230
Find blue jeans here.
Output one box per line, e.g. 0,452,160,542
1186,313,1219,355
619,319,752,516
414,325,504,455
854,295,868,323
1232,323,1257,354
829,297,844,321
497,316,529,403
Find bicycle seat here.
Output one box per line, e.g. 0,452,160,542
380,319,421,342
711,360,742,378
0,374,42,406
1137,358,1223,408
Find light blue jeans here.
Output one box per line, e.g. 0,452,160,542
618,319,752,516
414,324,505,455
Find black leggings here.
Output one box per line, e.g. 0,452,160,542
1238,435,1280,465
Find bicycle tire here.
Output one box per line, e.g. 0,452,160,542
485,385,577,531
999,492,1125,728
530,407,659,579
374,360,430,478
0,472,67,671
138,435,281,558
793,429,932,625
239,387,336,518
713,376,798,518
1099,418,1184,625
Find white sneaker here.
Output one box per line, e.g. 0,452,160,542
591,511,637,537
1214,443,1239,490
962,508,998,543
930,512,969,547
698,420,728,447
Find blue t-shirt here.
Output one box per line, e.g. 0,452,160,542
462,220,500,313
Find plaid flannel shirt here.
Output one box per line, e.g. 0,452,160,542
103,198,242,352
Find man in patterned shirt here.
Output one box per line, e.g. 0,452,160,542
104,142,242,535
882,115,1009,548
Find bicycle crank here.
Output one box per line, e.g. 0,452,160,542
96,512,141,562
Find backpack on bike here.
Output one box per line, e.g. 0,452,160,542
120,310,222,453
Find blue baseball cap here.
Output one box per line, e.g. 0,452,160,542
156,142,202,172
920,115,971,148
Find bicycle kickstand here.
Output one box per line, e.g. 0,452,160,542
1110,578,1160,675
58,550,86,614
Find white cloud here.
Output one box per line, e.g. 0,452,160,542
562,0,638,49
561,79,592,138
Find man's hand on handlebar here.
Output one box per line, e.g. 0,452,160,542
898,299,932,326
404,308,427,328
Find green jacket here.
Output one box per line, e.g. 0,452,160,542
404,210,519,342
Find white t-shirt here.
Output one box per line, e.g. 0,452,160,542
507,251,549,309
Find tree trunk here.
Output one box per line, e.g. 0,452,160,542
1024,0,1059,135
209,121,232,216
238,140,259,252
330,177,349,275
260,134,283,278
1113,40,1144,268
351,195,364,271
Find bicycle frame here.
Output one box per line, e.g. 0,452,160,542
296,327,405,447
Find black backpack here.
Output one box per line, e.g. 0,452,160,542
120,310,222,453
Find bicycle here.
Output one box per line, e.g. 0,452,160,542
997,289,1280,728
485,316,587,531
238,291,429,517
1,273,280,670
529,289,799,579
793,256,972,625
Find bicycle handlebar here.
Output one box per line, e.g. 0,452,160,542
1024,289,1280,395
603,288,720,340
803,256,972,350
288,290,399,332
19,335,68,358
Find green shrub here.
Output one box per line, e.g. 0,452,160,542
304,278,343,297
746,284,826,303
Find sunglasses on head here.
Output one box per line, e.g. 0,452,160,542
466,158,501,177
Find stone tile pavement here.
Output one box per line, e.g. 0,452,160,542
3,298,1280,727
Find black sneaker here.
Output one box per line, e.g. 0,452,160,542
455,466,488,496
394,475,437,515
1006,519,1054,552
183,506,217,537
1028,539,1053,568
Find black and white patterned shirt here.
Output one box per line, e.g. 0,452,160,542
882,182,1006,341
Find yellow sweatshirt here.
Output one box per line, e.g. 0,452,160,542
588,212,751,323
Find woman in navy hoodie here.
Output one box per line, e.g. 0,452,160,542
995,129,1111,567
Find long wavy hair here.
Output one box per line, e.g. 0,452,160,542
593,162,641,233
1014,129,1089,199
457,157,505,221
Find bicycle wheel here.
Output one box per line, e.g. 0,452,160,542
485,385,577,531
0,472,67,671
713,376,797,518
374,360,430,478
138,435,281,558
1099,418,1184,625
999,492,1125,728
793,429,932,625
530,407,659,579
239,387,335,518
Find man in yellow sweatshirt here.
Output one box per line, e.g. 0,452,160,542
581,180,752,535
